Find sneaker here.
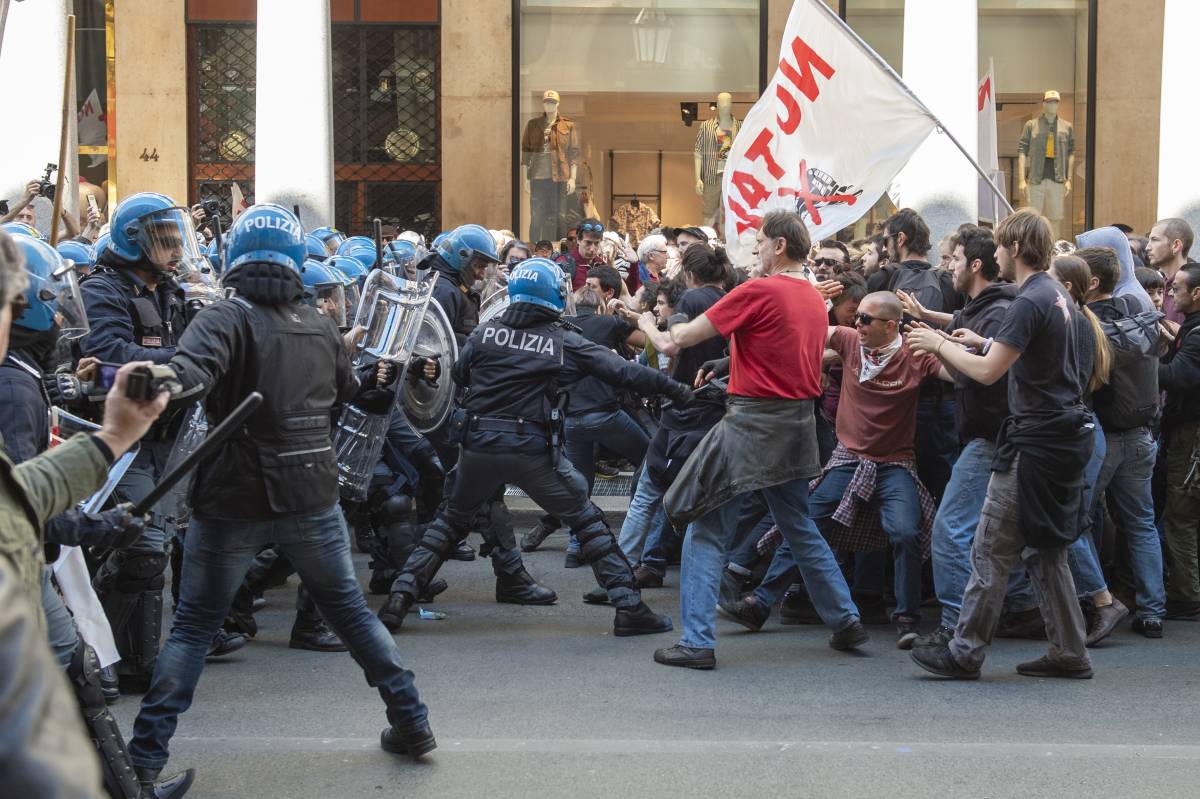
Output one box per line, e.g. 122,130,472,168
206,628,247,660
380,722,437,757
135,767,195,799
564,550,583,569
1132,617,1164,638
994,608,1046,639
895,616,920,650
1085,598,1129,647
594,461,621,479
913,625,954,649
634,564,664,588
613,602,673,636
1164,599,1200,620
910,644,980,680
829,620,869,651
1015,655,1093,679
716,595,770,632
520,522,556,552
653,644,716,670
289,618,347,652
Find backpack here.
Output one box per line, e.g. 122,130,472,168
1095,296,1163,430
886,264,959,314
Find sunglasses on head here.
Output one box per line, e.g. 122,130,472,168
578,222,604,234
855,312,895,326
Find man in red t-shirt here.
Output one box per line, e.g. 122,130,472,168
637,209,863,670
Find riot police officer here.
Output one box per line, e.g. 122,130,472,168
403,223,557,606
378,258,691,635
128,205,433,791
80,191,226,693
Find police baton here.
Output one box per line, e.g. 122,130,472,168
129,391,263,517
373,217,384,272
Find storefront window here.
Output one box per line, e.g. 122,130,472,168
75,0,112,222
517,0,760,248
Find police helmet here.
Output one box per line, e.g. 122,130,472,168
92,231,111,262
437,224,500,274
10,234,90,340
307,225,345,256
224,203,306,275
507,257,568,314
109,192,205,271
1,221,42,239
305,233,330,262
300,259,349,328
335,235,378,270
55,240,94,273
382,239,419,275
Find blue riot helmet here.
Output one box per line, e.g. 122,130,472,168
108,192,209,277
430,231,449,251
300,259,349,328
204,238,223,275
1,221,42,239
92,231,111,262
305,233,330,262
325,253,368,289
436,224,499,280
56,240,95,276
382,239,419,278
10,234,90,341
224,203,306,276
308,225,345,256
335,235,377,270
507,257,568,314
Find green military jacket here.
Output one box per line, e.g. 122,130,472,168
0,432,109,605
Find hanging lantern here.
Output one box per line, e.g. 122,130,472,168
631,6,671,65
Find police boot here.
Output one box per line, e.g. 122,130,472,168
495,567,558,605
289,585,347,652
575,516,673,636
94,552,167,694
135,766,196,799
379,519,462,632
380,722,438,758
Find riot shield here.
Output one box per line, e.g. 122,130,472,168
478,286,510,326
156,403,209,528
335,271,438,500
400,299,458,435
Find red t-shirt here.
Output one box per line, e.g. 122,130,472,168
828,326,943,461
705,274,827,399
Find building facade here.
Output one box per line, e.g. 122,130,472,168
31,0,1171,239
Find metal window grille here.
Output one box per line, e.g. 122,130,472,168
187,24,439,237
332,25,441,239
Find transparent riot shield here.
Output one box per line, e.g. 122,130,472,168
157,403,210,529
335,271,438,501
478,286,510,326
399,299,458,435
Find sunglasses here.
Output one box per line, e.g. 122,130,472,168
578,222,604,234
855,312,896,326
812,257,843,268
505,255,527,265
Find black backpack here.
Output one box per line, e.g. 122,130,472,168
885,264,960,314
1095,296,1163,430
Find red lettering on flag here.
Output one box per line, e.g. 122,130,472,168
778,36,836,103
727,197,762,235
744,129,785,181
775,83,802,135
977,77,991,112
730,170,770,212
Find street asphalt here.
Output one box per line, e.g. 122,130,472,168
114,512,1200,798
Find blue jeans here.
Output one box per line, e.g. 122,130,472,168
810,463,924,620
129,506,427,769
932,439,996,628
915,396,960,502
1090,427,1166,620
1008,422,1107,610
679,478,857,650
617,465,667,565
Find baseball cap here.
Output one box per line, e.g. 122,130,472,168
543,90,560,103
1043,90,1061,102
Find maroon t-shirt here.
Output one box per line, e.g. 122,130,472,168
828,327,942,461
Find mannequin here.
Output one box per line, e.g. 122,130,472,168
520,89,581,243
610,193,660,248
693,92,740,227
1017,89,1074,238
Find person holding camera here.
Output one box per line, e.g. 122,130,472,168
79,191,237,695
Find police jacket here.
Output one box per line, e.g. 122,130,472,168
80,251,188,365
452,303,683,451
427,255,480,344
563,306,636,415
947,282,1016,443
168,262,360,520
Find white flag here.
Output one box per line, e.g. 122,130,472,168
231,182,249,221
78,87,107,166
977,59,1004,223
722,0,936,263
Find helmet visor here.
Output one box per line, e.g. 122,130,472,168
139,208,209,275
310,281,348,327
46,263,90,341
341,278,362,327
321,231,346,256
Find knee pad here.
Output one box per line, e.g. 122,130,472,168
67,639,105,710
113,553,167,594
574,522,619,565
381,493,413,522
421,520,464,560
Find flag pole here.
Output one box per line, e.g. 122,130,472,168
807,0,1015,217
49,14,76,247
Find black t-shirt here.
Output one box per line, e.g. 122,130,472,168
661,285,727,430
563,306,635,413
995,271,1085,418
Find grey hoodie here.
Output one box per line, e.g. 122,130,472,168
1075,226,1153,313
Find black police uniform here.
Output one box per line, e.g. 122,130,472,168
378,302,691,634
80,251,189,691
415,254,554,604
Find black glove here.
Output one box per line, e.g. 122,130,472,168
43,371,83,406
77,503,145,548
356,388,396,415
699,356,731,380
407,354,442,387
666,382,694,407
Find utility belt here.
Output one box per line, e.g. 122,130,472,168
468,416,550,437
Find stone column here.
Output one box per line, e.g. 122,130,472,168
0,0,77,234
895,0,978,249
255,0,334,228
1156,0,1200,234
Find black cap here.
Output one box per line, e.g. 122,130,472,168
665,225,707,241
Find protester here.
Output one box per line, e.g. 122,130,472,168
1146,218,1194,325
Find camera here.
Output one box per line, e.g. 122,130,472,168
37,163,58,202
122,364,180,401
201,198,222,218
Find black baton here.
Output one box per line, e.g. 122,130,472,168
130,392,263,517
373,217,383,272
